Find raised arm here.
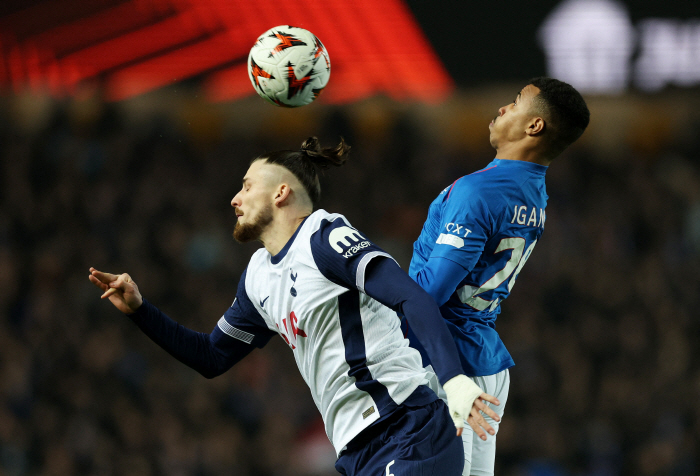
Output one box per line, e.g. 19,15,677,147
88,267,275,378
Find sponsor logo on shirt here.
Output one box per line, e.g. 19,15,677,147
341,241,371,258
259,296,269,307
444,222,472,237
437,222,472,248
436,233,464,249
329,225,371,258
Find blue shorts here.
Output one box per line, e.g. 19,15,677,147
335,399,464,476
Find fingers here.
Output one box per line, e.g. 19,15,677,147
101,287,118,299
475,397,501,423
88,268,132,298
451,413,464,437
89,267,120,285
106,273,134,297
88,274,109,291
89,268,142,314
467,414,488,441
110,273,134,289
470,406,495,437
449,392,502,441
478,392,500,407
466,397,500,441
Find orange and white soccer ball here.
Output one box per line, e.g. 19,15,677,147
248,25,331,107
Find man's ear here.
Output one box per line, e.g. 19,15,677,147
274,183,292,206
527,117,546,136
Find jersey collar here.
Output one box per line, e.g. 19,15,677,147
270,215,310,264
491,158,548,175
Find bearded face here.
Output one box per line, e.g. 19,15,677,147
233,203,274,243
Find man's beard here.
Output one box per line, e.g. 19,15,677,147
233,204,274,243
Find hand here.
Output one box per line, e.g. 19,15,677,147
442,374,501,439
88,267,143,314
465,394,501,440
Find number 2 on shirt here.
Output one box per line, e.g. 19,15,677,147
458,238,537,311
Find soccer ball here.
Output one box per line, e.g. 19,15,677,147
247,25,330,107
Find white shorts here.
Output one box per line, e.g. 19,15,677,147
431,368,510,476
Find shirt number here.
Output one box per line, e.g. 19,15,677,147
457,238,537,311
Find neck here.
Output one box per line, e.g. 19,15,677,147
495,143,552,166
260,213,309,256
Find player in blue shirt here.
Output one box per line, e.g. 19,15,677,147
89,137,502,476
406,77,590,476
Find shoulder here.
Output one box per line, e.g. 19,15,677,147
449,165,515,207
304,209,351,232
308,211,365,253
306,210,358,242
444,175,495,213
248,247,270,269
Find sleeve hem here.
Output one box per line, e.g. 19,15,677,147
356,252,397,293
437,367,464,386
426,255,470,269
126,298,151,320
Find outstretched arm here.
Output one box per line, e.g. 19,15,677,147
125,299,253,378
88,267,270,378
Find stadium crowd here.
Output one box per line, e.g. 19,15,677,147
0,89,699,476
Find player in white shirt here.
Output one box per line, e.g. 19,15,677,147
89,137,500,475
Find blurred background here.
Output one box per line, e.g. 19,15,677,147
1,0,699,475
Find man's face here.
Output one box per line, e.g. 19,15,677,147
231,160,275,243
489,84,541,150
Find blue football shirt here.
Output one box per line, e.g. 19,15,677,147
407,158,548,376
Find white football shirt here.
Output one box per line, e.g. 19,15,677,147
217,210,437,454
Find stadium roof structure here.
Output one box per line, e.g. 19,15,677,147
0,0,454,103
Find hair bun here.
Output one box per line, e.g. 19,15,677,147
300,137,322,156
299,136,350,168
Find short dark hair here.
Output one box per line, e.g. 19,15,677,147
254,137,350,205
528,77,590,156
